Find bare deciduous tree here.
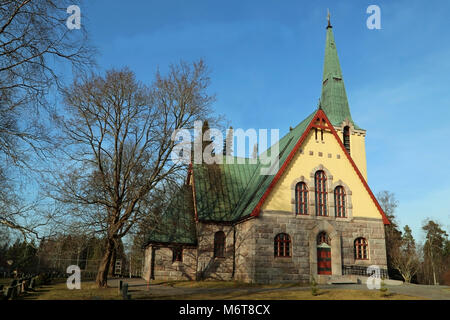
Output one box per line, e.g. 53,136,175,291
0,0,94,239
377,190,402,278
48,61,220,287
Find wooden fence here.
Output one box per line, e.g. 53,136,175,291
1,276,38,300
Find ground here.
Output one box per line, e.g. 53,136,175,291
11,277,450,300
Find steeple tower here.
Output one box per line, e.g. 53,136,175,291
319,12,360,129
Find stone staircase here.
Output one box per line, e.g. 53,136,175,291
317,274,404,286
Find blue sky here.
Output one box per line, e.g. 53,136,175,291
80,0,449,241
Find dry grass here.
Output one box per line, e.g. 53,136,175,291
19,282,120,300
147,288,424,300
17,280,426,300
154,280,303,289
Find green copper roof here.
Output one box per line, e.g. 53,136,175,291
144,110,314,248
143,185,197,246
320,25,362,130
193,158,259,222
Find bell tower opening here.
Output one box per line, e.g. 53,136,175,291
343,126,350,154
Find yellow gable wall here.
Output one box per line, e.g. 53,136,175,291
262,128,381,220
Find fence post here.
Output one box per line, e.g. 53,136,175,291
121,283,131,300
6,286,13,300
10,285,17,299
118,280,123,295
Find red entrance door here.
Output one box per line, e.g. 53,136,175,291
317,247,332,275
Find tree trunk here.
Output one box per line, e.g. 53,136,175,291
96,238,115,288
109,245,117,277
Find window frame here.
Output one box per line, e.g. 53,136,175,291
295,182,308,215
315,170,328,216
317,232,330,245
214,231,226,258
354,237,369,260
172,247,183,263
334,186,346,218
274,233,292,258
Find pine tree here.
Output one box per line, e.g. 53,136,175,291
422,220,448,285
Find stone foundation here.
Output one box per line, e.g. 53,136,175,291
143,214,388,284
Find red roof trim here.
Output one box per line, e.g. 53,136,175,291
250,109,390,225
189,163,199,222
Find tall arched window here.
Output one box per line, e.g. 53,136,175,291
214,231,225,258
334,186,346,218
343,126,350,154
354,238,368,260
295,182,308,215
274,233,291,257
315,170,327,216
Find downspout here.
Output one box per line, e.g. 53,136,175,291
232,225,236,279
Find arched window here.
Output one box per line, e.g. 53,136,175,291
172,247,183,262
295,182,308,215
334,186,346,218
343,126,350,154
315,170,327,216
214,231,225,258
354,238,368,260
274,233,291,257
317,232,330,245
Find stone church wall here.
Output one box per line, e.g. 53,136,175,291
196,222,234,280
143,245,197,281
249,211,387,284
143,215,387,283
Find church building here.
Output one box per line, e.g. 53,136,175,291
142,18,390,284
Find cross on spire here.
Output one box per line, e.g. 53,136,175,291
327,9,332,29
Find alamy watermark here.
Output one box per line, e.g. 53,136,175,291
171,121,280,175
66,265,81,290
366,5,381,30
66,5,81,30
366,265,382,289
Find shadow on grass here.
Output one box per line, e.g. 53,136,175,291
16,288,51,300
312,290,328,296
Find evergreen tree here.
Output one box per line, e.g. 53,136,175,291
422,220,448,285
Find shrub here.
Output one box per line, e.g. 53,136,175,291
310,276,319,296
379,278,390,297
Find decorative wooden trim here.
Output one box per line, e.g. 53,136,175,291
190,163,199,222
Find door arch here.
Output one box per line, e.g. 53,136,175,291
317,232,332,275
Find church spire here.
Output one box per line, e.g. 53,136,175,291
320,14,360,129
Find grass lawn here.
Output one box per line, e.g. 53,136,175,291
151,280,302,289
17,280,425,300
20,282,120,300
